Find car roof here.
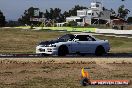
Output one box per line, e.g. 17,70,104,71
73,33,93,36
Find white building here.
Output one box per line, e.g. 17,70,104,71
66,16,85,26
77,1,103,17
56,0,115,27
64,1,104,26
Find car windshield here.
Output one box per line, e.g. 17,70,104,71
38,41,46,45
58,34,75,42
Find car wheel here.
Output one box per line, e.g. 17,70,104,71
95,46,105,56
58,45,69,56
80,78,90,86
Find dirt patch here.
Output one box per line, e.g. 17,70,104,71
0,58,132,88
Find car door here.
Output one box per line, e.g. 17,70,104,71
84,36,97,53
71,35,89,53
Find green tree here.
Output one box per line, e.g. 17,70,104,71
67,21,78,27
68,5,87,16
0,10,6,27
18,7,43,25
44,8,62,23
61,11,70,22
61,5,87,22
110,8,116,16
117,5,130,19
44,9,50,19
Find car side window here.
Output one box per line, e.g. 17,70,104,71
87,36,96,41
75,35,88,41
58,34,75,42
75,35,96,41
87,37,92,41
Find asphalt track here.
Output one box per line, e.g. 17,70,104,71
0,53,132,58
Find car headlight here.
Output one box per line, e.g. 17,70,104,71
48,44,56,47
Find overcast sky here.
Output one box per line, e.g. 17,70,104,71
0,0,132,21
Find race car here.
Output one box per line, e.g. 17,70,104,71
36,33,110,56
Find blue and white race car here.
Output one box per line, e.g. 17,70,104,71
36,33,110,56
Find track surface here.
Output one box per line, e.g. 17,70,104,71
0,53,132,58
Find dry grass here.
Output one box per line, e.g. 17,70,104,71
0,58,132,88
0,28,66,54
0,28,132,54
95,35,132,53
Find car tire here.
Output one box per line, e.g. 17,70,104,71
58,45,69,56
95,46,105,56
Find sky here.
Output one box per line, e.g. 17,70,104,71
0,0,132,21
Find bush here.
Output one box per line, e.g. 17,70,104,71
63,21,78,27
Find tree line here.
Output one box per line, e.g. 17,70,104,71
0,10,6,27
18,6,131,26
18,5,88,25
0,0,132,27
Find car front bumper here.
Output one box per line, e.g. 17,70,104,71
36,46,58,55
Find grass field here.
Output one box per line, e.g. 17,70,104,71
42,27,96,32
0,28,132,54
95,35,132,53
0,28,132,88
0,28,66,54
0,58,132,88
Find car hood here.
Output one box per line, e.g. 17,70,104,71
38,40,59,46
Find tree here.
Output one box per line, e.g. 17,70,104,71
18,7,34,25
117,5,130,19
44,9,50,20
66,21,78,27
61,5,88,22
44,8,63,23
0,10,6,27
68,5,88,16
110,8,116,16
18,7,43,25
62,11,70,22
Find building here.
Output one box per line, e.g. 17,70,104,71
57,0,116,27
